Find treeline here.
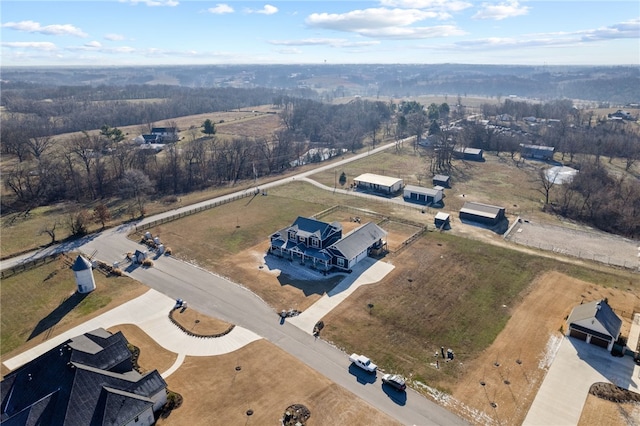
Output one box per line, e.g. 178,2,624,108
1,97,394,217
550,163,640,237
0,83,315,137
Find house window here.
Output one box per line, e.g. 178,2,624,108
311,238,319,248
288,231,296,240
299,236,306,245
337,258,345,267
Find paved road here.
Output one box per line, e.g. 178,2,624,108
2,137,468,425
79,230,467,426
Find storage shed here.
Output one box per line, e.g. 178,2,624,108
566,299,621,351
453,147,484,161
520,143,555,160
432,174,451,188
354,173,403,194
403,185,443,205
434,212,450,229
459,201,505,226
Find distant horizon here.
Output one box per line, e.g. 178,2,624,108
2,1,638,67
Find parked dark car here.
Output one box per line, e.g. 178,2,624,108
381,374,406,391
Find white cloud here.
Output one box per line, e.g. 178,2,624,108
360,25,466,39
2,20,87,37
2,41,57,51
473,1,530,20
268,38,380,48
244,4,278,15
121,0,179,6
430,19,640,51
207,4,234,14
274,48,302,55
380,0,472,13
306,8,442,31
105,33,126,41
84,41,102,48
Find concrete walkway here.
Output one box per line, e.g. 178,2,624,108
287,257,395,333
2,289,262,377
523,336,640,426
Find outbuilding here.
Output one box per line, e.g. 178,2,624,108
459,201,506,226
354,173,403,195
520,143,555,160
72,255,96,294
453,147,484,161
403,185,443,205
434,212,450,229
432,174,451,188
566,299,622,351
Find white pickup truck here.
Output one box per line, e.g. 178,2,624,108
349,353,377,373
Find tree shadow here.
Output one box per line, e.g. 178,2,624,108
348,364,377,385
382,383,407,406
28,291,88,340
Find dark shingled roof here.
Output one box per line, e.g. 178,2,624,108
1,329,166,426
72,255,92,272
567,299,622,339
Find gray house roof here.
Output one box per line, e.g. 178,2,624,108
1,328,166,426
404,185,441,197
567,299,622,339
460,201,505,219
354,173,403,188
328,222,387,261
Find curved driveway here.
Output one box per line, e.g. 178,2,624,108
1,137,468,425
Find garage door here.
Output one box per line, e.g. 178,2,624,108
569,328,587,341
590,336,610,348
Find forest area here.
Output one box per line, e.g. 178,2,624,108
1,79,639,243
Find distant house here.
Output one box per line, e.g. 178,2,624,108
0,328,167,426
608,110,632,120
141,134,162,144
453,147,484,161
520,143,555,161
566,299,622,351
151,127,179,143
523,116,538,123
354,173,404,195
432,174,450,188
269,217,386,272
459,201,506,226
403,185,443,206
497,114,513,122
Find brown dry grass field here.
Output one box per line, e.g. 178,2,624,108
0,254,148,375
578,394,640,426
116,330,398,426
140,181,639,426
170,306,233,336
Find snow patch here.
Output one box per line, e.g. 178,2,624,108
413,381,495,425
538,334,563,369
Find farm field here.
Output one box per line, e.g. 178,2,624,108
137,175,640,425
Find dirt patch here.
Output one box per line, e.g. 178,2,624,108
156,339,400,426
169,306,233,336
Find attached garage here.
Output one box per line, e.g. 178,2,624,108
565,299,622,352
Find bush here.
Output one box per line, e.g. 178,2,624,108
142,259,154,267
111,268,124,276
165,247,172,255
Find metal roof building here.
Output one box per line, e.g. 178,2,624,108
459,201,506,226
403,185,443,205
354,173,403,194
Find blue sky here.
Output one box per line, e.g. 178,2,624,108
1,1,638,66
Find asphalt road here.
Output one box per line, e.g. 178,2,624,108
2,137,468,425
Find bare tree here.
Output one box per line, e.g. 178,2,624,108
535,167,557,207
119,169,154,217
